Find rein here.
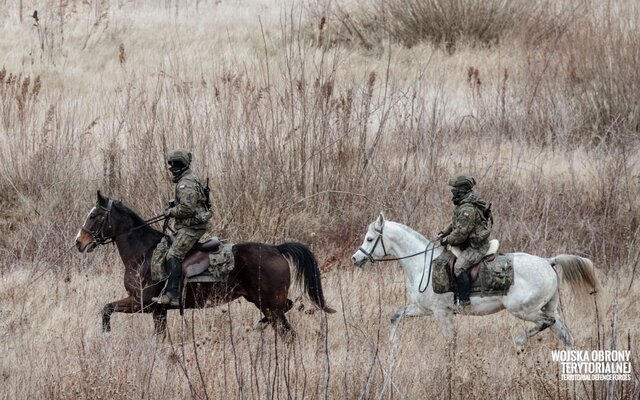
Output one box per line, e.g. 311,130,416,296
358,222,439,293
82,199,166,245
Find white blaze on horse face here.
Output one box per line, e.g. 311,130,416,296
75,207,96,240
75,207,96,248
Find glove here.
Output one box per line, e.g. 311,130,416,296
440,237,448,246
164,208,175,218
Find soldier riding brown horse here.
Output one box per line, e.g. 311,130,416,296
75,191,335,338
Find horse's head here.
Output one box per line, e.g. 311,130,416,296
75,191,115,252
351,212,387,267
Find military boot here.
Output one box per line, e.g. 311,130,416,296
454,272,471,312
154,257,182,307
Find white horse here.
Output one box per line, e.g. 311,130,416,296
351,213,600,348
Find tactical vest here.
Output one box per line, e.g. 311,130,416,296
174,173,212,230
467,200,492,248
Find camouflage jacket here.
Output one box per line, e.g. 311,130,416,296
167,169,212,230
441,194,491,249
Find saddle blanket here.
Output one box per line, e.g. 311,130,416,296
189,243,235,283
432,253,514,296
151,241,234,283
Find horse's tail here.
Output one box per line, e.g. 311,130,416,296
276,243,336,314
548,254,601,296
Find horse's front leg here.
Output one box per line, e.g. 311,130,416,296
391,303,431,324
152,306,168,338
433,308,455,343
102,296,142,332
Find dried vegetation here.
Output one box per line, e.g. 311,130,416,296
0,0,638,398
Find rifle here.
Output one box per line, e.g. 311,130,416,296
203,178,212,210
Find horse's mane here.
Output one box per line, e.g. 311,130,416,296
112,200,163,239
389,221,429,244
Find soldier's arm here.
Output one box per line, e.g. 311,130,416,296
445,205,479,245
440,224,453,237
168,184,199,219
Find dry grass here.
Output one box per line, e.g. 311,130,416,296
1,0,639,398
1,259,638,399
310,0,563,50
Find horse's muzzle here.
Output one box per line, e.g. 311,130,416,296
351,255,367,268
76,239,97,253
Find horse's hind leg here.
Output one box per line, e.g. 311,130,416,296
510,305,556,346
254,300,293,331
542,293,574,348
515,314,556,345
550,316,574,349
265,310,295,342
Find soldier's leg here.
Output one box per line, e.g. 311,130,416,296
453,244,491,307
453,252,471,307
166,228,206,262
435,248,453,264
453,248,479,306
159,228,206,305
454,243,489,277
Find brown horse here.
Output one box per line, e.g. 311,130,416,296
75,191,335,338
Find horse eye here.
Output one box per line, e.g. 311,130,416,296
366,237,373,242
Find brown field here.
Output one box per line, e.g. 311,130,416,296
0,0,638,399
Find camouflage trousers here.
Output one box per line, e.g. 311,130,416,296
151,227,206,281
166,227,207,261
453,242,490,276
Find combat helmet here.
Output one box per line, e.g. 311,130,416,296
448,173,475,204
167,149,192,180
448,174,476,190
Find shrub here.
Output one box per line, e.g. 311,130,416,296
310,0,561,51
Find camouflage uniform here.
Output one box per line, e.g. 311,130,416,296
153,149,212,306
165,169,211,261
440,193,491,276
436,174,492,307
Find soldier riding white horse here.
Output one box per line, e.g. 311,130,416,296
351,212,600,348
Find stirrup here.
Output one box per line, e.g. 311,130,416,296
453,299,470,314
153,294,180,306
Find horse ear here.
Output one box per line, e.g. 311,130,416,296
375,212,385,230
97,190,108,206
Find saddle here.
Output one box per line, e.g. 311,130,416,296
165,235,222,277
449,239,500,283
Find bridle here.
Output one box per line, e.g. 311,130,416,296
81,199,116,245
358,224,388,263
81,199,166,246
358,221,440,293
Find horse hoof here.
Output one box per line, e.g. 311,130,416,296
253,320,269,331
515,335,527,346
